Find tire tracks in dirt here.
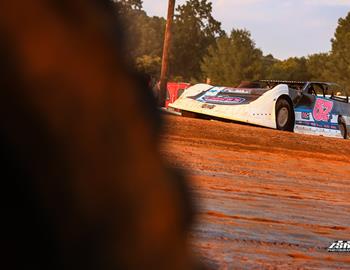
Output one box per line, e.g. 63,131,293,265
161,115,350,269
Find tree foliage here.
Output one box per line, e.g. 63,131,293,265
170,0,224,81
115,0,143,12
201,29,263,86
111,2,350,88
306,53,330,81
114,1,164,56
136,55,162,77
329,12,350,90
267,57,311,81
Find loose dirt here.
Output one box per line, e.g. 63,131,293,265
161,115,350,269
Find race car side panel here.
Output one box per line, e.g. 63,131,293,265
293,94,350,138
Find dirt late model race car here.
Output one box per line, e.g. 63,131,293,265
169,80,350,139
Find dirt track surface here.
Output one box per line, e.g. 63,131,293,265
161,115,350,269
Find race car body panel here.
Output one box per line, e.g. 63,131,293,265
169,81,350,139
170,83,289,128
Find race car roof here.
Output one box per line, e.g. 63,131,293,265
259,80,307,84
258,80,348,96
259,80,338,86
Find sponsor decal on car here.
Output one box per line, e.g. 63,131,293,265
295,120,338,129
188,86,265,105
202,96,246,105
301,112,310,120
206,87,223,96
201,104,216,109
191,87,248,105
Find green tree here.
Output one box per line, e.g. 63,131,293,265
170,0,224,81
132,15,166,59
267,57,311,81
329,11,350,90
135,55,162,77
114,0,143,12
306,53,331,81
261,54,278,78
115,0,166,63
201,29,264,86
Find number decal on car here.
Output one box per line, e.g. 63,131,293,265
313,99,334,122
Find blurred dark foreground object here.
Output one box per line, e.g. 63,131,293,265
0,1,197,269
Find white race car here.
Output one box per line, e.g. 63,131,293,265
169,80,350,139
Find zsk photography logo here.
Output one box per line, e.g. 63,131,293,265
328,241,350,252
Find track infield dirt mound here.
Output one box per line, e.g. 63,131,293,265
161,115,350,269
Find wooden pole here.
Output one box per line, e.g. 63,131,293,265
159,0,175,107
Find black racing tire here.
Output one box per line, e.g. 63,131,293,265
338,117,348,139
275,98,294,131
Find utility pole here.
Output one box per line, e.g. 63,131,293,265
159,0,175,107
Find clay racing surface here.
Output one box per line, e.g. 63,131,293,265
161,115,350,269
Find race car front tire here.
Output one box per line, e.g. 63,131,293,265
275,98,294,132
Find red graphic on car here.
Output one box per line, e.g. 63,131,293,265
313,99,334,122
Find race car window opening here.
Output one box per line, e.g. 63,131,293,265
289,85,303,92
329,84,345,96
328,84,349,102
214,89,259,98
238,81,262,88
307,84,324,97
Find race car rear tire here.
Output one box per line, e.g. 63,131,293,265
338,117,348,139
275,98,294,132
